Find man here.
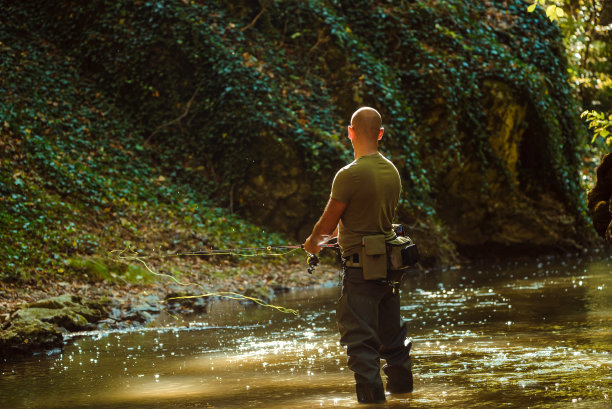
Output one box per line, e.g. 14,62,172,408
304,107,413,404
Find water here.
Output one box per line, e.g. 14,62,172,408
1,253,611,408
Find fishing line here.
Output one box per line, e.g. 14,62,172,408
114,245,306,261
111,246,303,315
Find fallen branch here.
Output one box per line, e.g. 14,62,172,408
145,84,201,144
241,3,267,32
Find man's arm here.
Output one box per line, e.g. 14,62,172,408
303,198,347,254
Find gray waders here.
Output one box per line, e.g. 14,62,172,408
337,266,413,403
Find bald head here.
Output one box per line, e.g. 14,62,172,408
350,107,382,141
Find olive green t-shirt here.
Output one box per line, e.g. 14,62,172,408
331,152,401,257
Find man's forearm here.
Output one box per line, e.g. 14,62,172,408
308,219,336,247
303,198,346,254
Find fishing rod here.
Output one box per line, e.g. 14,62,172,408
111,242,337,315
188,243,337,275
140,242,337,275
115,243,335,257
113,242,337,277
162,243,336,276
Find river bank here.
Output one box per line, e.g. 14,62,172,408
0,258,341,357
4,247,608,358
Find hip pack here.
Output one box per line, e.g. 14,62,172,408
360,226,420,280
386,235,420,271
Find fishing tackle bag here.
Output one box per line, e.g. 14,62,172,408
386,235,419,271
360,227,420,280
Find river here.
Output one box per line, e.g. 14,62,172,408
1,252,610,408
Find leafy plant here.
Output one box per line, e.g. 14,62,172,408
581,110,612,144
527,1,565,21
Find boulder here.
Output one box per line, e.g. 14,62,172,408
16,294,110,330
10,307,90,332
587,152,612,244
0,319,63,357
0,294,111,357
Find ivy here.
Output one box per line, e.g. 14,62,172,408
0,0,592,278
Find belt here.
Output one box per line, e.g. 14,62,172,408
343,253,405,283
342,253,362,268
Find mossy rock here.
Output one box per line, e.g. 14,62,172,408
26,294,82,310
0,294,114,357
12,294,110,331
10,308,90,332
0,318,63,358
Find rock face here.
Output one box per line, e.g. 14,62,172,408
239,132,316,240
587,153,612,244
432,81,590,256
0,295,110,357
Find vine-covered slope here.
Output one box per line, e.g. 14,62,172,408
0,0,596,279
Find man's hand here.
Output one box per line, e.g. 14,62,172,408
304,234,332,254
303,235,321,254
303,198,347,254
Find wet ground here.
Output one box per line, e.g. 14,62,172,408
1,252,610,408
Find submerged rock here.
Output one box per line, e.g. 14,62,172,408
587,152,612,244
165,291,209,314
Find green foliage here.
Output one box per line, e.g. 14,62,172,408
553,1,611,124
581,110,612,144
0,11,289,281
6,0,587,213
0,0,593,279
526,1,611,160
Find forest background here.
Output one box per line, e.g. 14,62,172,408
0,0,611,296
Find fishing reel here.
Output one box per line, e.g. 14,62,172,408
306,253,320,274
302,240,338,274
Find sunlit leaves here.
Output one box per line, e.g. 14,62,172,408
581,110,612,145
527,1,565,22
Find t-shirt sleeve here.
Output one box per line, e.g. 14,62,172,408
331,167,353,204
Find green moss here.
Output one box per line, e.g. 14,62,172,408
66,257,153,284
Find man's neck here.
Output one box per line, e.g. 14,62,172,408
353,146,379,160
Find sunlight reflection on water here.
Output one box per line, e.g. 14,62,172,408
1,253,611,408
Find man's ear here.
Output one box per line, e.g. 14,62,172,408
377,127,384,141
348,125,355,140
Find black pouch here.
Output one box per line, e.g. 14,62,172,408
401,242,419,266
387,235,419,270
